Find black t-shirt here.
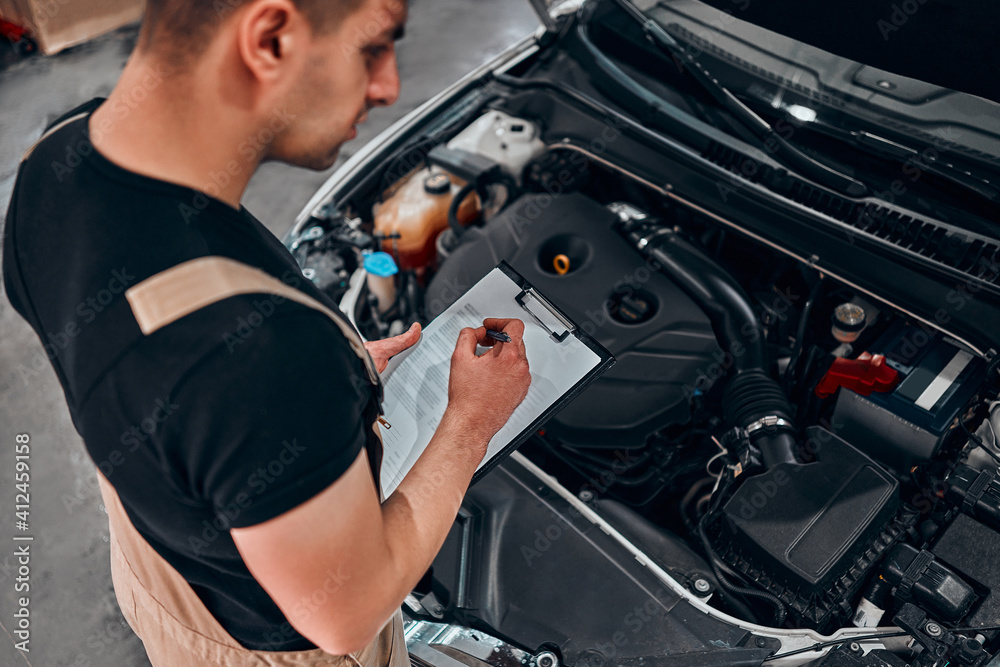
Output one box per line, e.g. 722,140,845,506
2,99,381,651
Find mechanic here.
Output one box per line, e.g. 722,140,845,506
2,0,531,664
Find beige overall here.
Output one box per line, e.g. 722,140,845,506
95,256,409,666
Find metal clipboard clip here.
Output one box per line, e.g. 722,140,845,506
515,288,576,343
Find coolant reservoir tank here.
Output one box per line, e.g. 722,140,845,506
446,111,545,185
373,167,480,271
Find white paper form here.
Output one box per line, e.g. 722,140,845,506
378,267,603,498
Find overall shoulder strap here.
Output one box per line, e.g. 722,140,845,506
125,256,381,387
21,98,104,163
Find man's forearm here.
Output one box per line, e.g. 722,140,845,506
379,408,488,601
296,410,491,652
240,410,489,655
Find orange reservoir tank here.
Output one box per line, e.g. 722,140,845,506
373,167,481,272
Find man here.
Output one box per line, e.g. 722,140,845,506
2,0,532,664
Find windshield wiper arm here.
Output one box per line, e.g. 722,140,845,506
851,131,1000,205
610,0,869,198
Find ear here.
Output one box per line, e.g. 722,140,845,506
235,0,308,84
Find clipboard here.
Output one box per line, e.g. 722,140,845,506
472,262,615,483
377,261,615,497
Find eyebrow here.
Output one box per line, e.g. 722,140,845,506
376,22,405,43
376,12,407,42
369,24,404,46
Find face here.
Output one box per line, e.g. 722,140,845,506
271,0,408,170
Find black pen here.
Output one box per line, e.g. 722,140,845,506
486,329,512,343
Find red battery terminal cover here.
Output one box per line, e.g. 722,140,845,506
815,352,901,399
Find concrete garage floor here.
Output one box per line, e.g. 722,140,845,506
0,2,538,665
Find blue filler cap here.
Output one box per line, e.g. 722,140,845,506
364,251,399,278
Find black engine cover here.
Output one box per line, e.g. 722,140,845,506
426,194,721,449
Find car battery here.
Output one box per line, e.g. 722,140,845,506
832,322,985,468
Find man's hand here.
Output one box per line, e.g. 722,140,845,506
364,322,421,373
447,318,531,450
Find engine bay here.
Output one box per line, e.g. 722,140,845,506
289,92,1000,664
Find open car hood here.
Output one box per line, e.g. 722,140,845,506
690,0,999,103
532,0,1000,103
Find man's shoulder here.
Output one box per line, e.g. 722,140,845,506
48,98,105,131
19,98,103,171
189,292,362,361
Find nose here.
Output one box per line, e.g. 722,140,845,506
367,47,401,108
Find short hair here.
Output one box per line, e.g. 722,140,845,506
138,0,366,64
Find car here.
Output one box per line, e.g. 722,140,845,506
283,1,1000,665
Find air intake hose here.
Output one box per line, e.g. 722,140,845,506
626,226,800,468
722,370,798,467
